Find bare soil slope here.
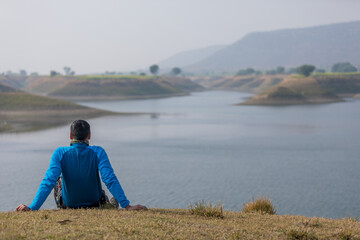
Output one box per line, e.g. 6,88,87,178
209,75,286,93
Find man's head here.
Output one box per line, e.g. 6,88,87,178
70,120,91,140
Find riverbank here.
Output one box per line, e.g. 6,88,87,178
0,89,138,133
1,208,359,239
0,108,133,133
55,92,190,101
196,74,360,105
22,75,204,101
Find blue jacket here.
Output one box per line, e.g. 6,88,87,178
29,143,130,210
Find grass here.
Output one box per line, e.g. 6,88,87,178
287,228,319,240
0,108,120,133
49,79,181,97
242,197,276,214
1,208,360,239
292,72,360,78
343,216,360,223
241,73,360,105
312,72,360,76
75,75,155,80
48,76,203,98
189,201,224,218
24,75,203,100
0,92,85,111
267,87,305,100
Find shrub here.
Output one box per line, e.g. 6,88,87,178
297,65,316,77
343,216,360,223
336,229,356,240
237,68,255,76
242,197,276,214
331,62,357,73
189,201,224,218
287,229,318,240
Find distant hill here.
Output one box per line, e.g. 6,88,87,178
158,45,226,69
241,74,360,105
25,75,204,100
186,21,360,73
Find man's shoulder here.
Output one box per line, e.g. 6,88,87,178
88,145,106,153
53,146,72,154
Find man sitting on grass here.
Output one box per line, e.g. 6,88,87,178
16,120,147,211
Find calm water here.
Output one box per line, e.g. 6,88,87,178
1,91,359,218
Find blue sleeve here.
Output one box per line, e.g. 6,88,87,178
96,148,130,208
29,148,62,210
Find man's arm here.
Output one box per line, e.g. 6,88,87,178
16,149,62,211
96,147,147,210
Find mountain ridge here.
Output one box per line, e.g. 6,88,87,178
158,44,226,69
185,20,360,73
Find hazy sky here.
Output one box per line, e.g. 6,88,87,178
1,0,360,74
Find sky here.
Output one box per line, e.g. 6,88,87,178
1,0,360,74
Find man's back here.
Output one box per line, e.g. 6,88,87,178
59,143,102,208
29,143,130,210
16,119,146,212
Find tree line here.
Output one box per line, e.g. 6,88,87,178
236,62,359,77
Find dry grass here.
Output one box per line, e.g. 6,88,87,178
242,197,277,215
287,228,319,240
1,208,360,239
189,201,224,218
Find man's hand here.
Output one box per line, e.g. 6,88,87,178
16,204,31,212
125,204,148,211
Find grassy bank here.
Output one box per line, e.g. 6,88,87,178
23,75,204,100
0,92,85,110
0,85,134,133
0,108,127,133
240,74,360,105
1,208,360,239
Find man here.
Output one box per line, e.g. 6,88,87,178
16,120,147,211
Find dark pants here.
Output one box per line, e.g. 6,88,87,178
53,177,109,209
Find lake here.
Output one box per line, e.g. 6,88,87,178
1,91,359,218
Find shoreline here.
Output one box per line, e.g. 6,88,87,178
49,92,190,101
239,98,344,106
0,108,143,133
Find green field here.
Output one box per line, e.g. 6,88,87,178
312,72,360,77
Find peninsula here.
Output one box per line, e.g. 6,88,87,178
240,74,360,105
0,83,120,133
24,75,204,101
